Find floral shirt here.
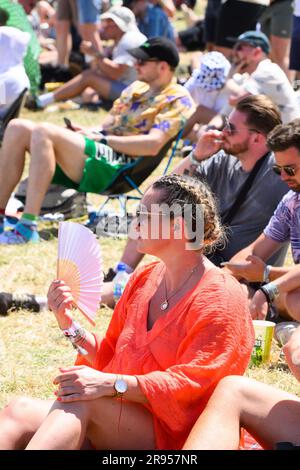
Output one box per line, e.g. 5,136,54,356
106,80,195,139
264,190,300,263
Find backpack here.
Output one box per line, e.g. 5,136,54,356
15,179,87,220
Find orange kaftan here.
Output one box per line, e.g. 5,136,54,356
76,261,254,449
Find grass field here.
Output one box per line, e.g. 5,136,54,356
0,105,299,409
1,2,300,409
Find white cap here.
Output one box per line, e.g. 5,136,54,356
100,6,137,32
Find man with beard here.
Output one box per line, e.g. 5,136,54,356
102,95,289,307
221,118,300,323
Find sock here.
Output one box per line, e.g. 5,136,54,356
21,213,39,223
15,213,38,240
0,209,5,233
114,262,134,274
37,92,55,108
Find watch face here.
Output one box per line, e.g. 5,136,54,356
115,378,128,394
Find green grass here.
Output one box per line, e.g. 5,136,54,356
1,7,300,407
0,104,299,409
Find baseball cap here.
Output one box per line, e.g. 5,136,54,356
100,6,137,33
192,51,231,91
128,37,180,68
236,30,270,54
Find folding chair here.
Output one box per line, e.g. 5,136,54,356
0,88,28,146
94,129,183,212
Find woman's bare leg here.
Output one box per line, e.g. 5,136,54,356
183,375,300,450
26,397,155,450
0,397,54,450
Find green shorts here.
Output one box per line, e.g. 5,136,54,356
52,137,131,193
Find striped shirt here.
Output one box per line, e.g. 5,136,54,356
264,191,300,263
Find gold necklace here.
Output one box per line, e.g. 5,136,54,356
160,264,200,311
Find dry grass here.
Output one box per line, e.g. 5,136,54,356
1,55,300,408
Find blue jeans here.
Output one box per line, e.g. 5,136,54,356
77,0,101,24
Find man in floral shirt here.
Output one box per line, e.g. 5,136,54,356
0,37,194,245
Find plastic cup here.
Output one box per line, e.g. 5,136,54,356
251,320,275,365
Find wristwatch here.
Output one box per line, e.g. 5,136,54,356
113,375,128,398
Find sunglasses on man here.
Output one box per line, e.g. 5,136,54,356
272,164,299,176
135,58,159,66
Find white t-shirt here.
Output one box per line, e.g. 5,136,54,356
112,29,147,85
0,26,30,109
294,0,300,16
184,77,230,113
242,59,300,123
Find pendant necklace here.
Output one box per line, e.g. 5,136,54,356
160,264,199,311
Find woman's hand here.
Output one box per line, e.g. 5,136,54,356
47,280,74,329
53,365,115,402
249,289,268,320
221,255,266,282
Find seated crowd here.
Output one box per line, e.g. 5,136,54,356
0,0,300,451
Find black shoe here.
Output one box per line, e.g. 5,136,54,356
11,293,42,312
103,267,116,282
0,292,13,316
24,95,41,111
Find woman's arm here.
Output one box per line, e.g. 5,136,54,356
47,280,100,366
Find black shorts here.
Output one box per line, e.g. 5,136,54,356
215,0,266,49
178,20,206,51
290,16,300,71
204,0,222,43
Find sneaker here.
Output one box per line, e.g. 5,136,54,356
0,227,40,245
24,95,41,111
0,292,12,316
103,267,116,282
181,145,193,158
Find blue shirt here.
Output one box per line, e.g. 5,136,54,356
137,5,175,41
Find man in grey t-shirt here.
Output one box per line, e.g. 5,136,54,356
101,95,289,307
193,150,288,261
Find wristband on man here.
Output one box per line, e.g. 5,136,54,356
189,151,201,166
259,282,280,304
263,264,272,283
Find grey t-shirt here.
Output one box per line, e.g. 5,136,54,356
194,151,289,262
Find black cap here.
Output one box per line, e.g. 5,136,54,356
128,37,179,68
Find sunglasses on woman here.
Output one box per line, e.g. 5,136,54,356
272,164,299,176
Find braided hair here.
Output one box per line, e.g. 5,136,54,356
152,174,225,253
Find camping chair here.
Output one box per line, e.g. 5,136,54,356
87,129,184,236
0,88,28,146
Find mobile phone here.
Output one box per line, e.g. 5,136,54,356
64,117,75,131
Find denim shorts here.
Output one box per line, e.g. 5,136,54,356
109,80,128,101
77,0,101,24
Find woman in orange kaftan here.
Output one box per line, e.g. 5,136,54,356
0,174,254,450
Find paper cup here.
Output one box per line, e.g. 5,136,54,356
251,320,275,365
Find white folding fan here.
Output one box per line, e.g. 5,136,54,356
57,221,103,325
